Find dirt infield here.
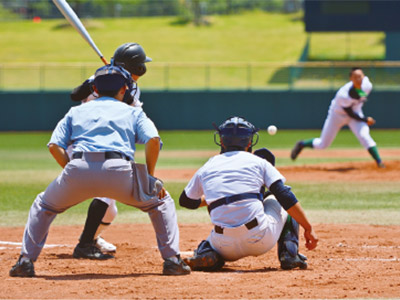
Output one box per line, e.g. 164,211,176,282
1,149,399,299
1,223,400,299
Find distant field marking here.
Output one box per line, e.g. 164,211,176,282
337,243,400,249
0,240,71,249
328,258,400,262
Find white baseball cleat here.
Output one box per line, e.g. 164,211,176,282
95,236,117,253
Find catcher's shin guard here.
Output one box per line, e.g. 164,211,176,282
278,215,308,270
183,240,225,272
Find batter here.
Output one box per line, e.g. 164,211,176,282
291,67,384,168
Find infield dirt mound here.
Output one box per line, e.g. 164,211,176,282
1,223,399,299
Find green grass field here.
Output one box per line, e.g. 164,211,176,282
0,11,386,90
1,129,399,227
0,11,384,64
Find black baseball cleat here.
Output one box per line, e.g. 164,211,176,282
290,141,304,160
184,251,225,272
73,243,114,260
9,255,35,277
163,255,191,275
183,240,225,272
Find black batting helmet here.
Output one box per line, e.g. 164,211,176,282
112,43,152,77
214,116,259,152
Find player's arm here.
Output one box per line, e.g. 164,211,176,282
70,79,93,101
179,192,206,209
144,137,166,199
145,137,160,177
179,170,206,209
48,143,69,168
342,106,368,122
269,180,318,250
286,203,318,250
47,110,73,168
342,107,375,125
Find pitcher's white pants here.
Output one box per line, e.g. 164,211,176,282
313,112,376,150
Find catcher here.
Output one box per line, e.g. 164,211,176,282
179,116,318,271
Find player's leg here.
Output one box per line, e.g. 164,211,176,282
10,160,103,277
262,195,307,270
183,239,225,272
73,198,115,260
146,191,191,275
203,197,287,264
103,163,190,275
277,214,308,270
94,199,118,252
291,113,346,160
348,119,384,167
9,192,57,277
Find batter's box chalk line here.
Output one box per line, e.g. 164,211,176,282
0,240,72,249
336,243,400,249
328,257,400,262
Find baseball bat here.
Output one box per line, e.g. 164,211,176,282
52,0,108,65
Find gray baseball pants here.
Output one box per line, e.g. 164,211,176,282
21,152,180,261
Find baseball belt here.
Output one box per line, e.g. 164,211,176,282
208,192,263,213
214,217,259,234
72,151,131,161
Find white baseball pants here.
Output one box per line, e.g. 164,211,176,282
208,197,288,261
313,112,376,149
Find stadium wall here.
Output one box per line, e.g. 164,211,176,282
0,90,398,131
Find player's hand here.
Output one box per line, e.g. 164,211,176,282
304,228,319,250
158,187,166,199
367,116,376,126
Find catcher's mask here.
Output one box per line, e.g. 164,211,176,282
214,116,259,153
94,63,133,96
112,42,152,77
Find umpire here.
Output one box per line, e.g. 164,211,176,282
9,64,190,277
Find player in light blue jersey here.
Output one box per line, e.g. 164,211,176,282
9,64,190,277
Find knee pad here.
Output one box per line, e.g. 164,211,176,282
184,240,225,272
278,216,307,270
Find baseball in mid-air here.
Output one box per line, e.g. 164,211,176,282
267,125,277,135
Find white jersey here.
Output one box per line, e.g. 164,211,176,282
84,75,143,107
184,151,285,227
329,76,372,116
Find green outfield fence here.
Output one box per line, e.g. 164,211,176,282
1,61,400,91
